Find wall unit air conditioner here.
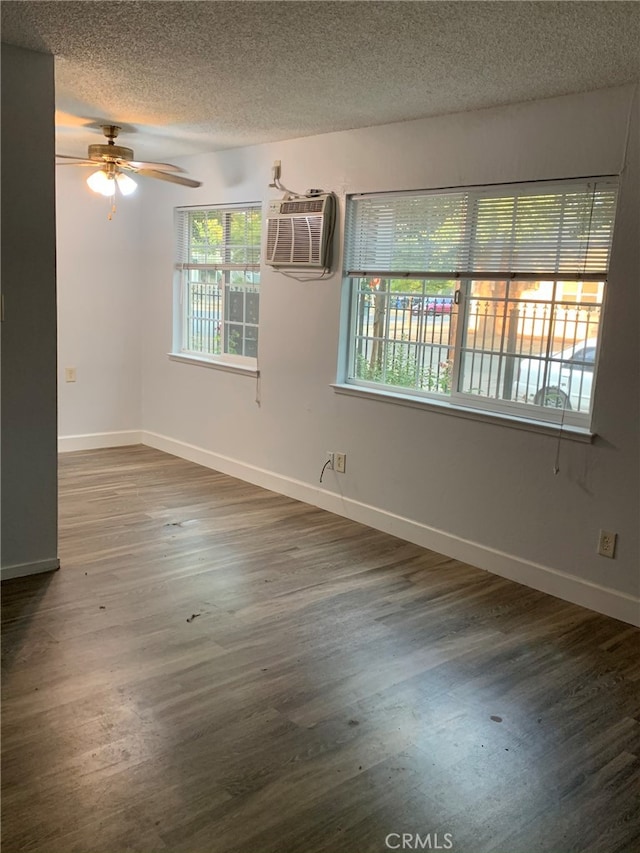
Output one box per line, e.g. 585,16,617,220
265,193,336,269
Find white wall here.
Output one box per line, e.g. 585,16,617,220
56,168,143,448
1,44,59,579
58,85,640,624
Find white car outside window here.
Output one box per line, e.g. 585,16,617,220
513,339,598,412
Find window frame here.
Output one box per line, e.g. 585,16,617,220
173,201,262,369
342,178,617,431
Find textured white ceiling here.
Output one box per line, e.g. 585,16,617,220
2,1,640,162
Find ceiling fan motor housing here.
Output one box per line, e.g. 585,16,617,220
88,143,134,162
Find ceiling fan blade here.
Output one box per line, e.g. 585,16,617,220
136,169,202,188
56,154,96,165
119,160,184,173
56,162,97,168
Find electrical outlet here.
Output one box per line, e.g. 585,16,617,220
598,530,617,559
335,452,346,474
65,367,77,383
326,451,334,470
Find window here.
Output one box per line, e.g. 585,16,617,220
344,179,618,428
175,203,262,364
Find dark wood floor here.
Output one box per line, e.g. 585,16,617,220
2,446,639,853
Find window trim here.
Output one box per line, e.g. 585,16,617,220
331,381,595,443
167,352,259,377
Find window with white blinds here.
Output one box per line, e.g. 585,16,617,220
346,180,618,280
174,203,262,363
344,178,618,429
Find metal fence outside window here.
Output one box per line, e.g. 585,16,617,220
351,278,603,414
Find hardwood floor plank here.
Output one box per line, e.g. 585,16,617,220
2,445,639,853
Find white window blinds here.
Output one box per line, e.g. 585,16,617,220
346,179,618,280
175,204,262,270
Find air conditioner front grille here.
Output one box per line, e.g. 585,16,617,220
266,193,335,269
280,199,324,214
266,219,294,263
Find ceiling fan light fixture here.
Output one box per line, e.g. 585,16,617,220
86,169,115,196
58,126,201,203
115,172,137,196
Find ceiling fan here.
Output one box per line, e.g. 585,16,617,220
56,124,202,197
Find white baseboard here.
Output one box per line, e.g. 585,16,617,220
141,431,640,627
58,430,143,453
1,558,60,581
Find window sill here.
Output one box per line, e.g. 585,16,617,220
331,383,595,443
168,353,259,378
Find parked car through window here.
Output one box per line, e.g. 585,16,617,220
513,339,597,412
